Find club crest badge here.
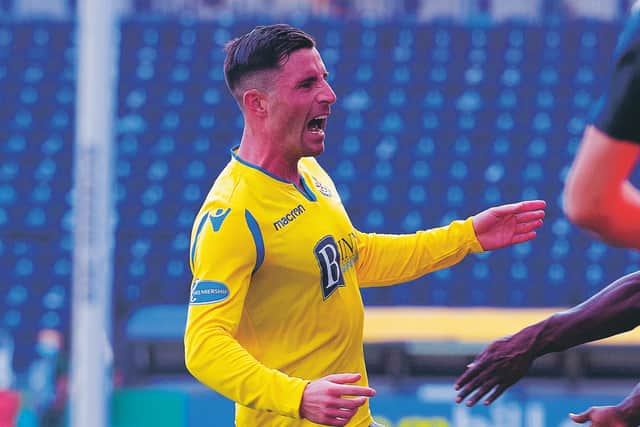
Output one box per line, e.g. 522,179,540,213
312,176,333,198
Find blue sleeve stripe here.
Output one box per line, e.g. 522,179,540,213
244,209,265,274
190,212,210,265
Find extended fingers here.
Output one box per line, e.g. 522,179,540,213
301,376,374,426
512,211,544,242
327,396,368,410
324,373,362,384
457,375,516,407
515,219,544,235
325,406,359,418
330,385,376,398
464,381,498,407
313,410,355,427
455,363,482,391
515,200,547,212
569,409,592,423
515,210,546,223
455,372,488,403
322,399,367,427
491,200,546,216
511,231,537,244
484,383,509,405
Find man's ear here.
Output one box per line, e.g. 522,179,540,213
242,89,267,117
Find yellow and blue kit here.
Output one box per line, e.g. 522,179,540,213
184,151,484,426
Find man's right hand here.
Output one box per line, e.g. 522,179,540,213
455,333,535,406
300,373,376,426
570,406,636,426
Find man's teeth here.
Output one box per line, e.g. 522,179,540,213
308,115,327,133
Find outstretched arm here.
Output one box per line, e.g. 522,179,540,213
355,200,546,287
455,271,640,406
471,200,546,250
564,126,640,250
570,382,640,426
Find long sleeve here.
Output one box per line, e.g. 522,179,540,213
184,205,308,418
355,217,483,287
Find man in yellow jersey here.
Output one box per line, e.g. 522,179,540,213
184,24,546,427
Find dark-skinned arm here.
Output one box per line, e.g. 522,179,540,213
569,382,640,426
455,271,640,406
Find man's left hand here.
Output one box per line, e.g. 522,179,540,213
472,200,546,250
570,406,634,427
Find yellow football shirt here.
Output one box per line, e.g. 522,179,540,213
184,151,484,426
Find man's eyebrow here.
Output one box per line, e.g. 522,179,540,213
297,75,318,86
297,71,329,86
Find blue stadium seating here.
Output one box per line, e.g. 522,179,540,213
5,16,640,374
0,21,74,372
110,18,640,311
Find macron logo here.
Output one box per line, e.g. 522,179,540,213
209,208,231,232
273,204,306,231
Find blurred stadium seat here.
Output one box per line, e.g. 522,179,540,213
3,15,640,381
0,20,74,374
112,18,639,317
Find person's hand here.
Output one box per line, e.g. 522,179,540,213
454,334,535,406
299,373,376,426
472,200,546,250
570,406,634,426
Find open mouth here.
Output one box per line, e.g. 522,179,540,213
307,115,328,134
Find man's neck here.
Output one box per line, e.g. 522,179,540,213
237,132,301,185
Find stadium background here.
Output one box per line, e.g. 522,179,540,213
2,0,640,426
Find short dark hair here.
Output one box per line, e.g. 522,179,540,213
223,24,315,94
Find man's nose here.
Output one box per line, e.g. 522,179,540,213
319,80,337,104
